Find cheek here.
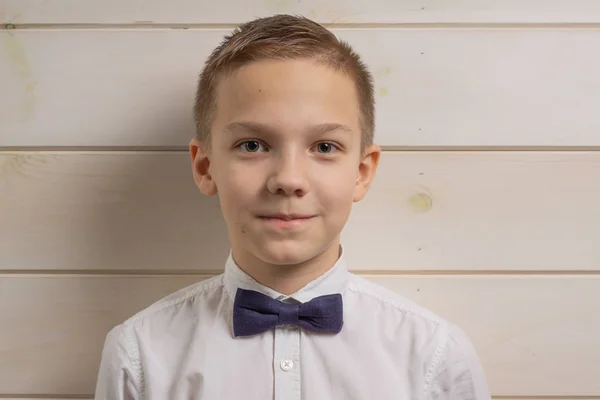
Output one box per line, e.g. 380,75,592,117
218,162,259,196
313,168,357,210
215,165,258,218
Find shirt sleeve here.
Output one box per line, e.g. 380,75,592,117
94,325,141,400
425,323,491,400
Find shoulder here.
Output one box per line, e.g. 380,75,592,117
346,273,450,356
347,273,444,326
124,274,224,326
346,274,491,398
106,273,225,341
97,274,226,397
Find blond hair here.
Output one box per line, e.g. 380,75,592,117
193,14,375,153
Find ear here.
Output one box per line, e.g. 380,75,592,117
353,143,381,202
189,138,218,196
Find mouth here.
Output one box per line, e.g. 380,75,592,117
257,214,316,229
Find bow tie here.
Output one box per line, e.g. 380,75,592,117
232,288,344,337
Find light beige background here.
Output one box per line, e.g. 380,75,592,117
1,1,599,398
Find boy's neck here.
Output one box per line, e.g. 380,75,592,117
231,241,342,296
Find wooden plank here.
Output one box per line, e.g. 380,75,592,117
0,274,598,396
2,151,600,271
3,0,600,24
2,29,600,147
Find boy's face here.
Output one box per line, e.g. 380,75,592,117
190,59,380,267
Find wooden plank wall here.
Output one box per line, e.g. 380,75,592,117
1,1,599,398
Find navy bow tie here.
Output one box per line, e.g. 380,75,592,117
232,288,344,337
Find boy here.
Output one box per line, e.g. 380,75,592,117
95,14,491,400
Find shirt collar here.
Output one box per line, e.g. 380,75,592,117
223,244,349,304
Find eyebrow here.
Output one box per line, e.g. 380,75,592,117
222,121,353,137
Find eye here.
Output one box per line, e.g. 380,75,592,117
238,140,266,153
314,142,338,154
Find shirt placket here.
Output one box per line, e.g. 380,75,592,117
273,298,301,400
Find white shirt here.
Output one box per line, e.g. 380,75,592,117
94,246,491,400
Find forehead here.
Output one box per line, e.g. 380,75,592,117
212,59,361,138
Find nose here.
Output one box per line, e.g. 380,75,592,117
266,150,310,196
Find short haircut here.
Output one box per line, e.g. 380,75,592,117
193,14,375,154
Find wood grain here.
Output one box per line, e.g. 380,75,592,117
3,0,600,24
2,29,600,147
0,274,598,396
2,151,599,271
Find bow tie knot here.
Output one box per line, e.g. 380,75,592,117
278,303,301,325
233,288,344,337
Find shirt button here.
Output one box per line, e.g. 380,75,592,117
280,359,294,371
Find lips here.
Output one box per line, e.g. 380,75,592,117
259,214,314,220
257,214,315,230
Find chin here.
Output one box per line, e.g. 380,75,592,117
254,239,316,266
